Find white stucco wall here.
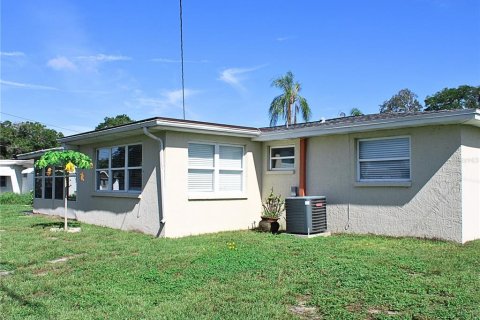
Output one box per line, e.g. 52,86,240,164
461,126,480,242
162,131,263,237
0,160,34,194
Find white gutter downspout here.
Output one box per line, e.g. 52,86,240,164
143,127,167,231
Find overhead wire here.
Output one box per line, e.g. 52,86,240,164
0,111,82,134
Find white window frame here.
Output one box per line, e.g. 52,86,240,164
95,143,142,193
269,145,295,171
188,142,246,199
356,136,411,182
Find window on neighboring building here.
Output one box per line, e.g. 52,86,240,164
357,136,411,181
0,176,6,187
269,146,295,170
188,143,244,194
95,144,142,192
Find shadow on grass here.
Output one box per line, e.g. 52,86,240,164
0,284,49,316
31,221,81,229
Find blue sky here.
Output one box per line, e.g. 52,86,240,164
1,0,479,135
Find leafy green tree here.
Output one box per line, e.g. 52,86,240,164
36,150,92,230
95,114,134,130
380,89,423,113
424,85,480,111
269,71,311,127
350,108,364,116
0,121,63,159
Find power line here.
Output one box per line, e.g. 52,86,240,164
179,0,186,120
0,111,82,133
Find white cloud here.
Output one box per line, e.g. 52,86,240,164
219,66,264,91
0,79,58,90
137,89,198,110
0,51,26,57
276,36,295,42
46,53,130,72
47,56,77,71
76,54,131,62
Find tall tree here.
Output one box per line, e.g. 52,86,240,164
379,89,423,113
424,85,480,111
350,108,364,116
0,121,63,159
95,114,134,130
269,71,311,127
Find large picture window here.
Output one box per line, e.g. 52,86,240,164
95,144,142,192
269,146,295,170
188,143,244,195
357,136,410,181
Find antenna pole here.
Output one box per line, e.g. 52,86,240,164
180,0,186,119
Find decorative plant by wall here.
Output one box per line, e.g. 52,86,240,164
35,150,92,230
261,188,285,219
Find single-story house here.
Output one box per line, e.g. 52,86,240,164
18,109,480,243
0,159,35,194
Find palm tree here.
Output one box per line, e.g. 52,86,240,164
269,71,311,127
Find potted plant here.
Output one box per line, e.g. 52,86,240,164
259,189,284,233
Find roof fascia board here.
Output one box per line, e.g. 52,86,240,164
59,119,260,145
59,119,158,144
0,160,34,166
16,147,65,160
154,119,260,137
254,110,479,141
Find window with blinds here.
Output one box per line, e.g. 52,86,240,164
188,143,244,194
95,144,142,192
357,137,410,181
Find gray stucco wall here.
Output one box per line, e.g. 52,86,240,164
263,125,466,242
34,134,164,236
461,126,480,242
311,125,464,242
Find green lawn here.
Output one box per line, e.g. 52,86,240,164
1,205,479,319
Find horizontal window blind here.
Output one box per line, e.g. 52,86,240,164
188,144,214,168
188,169,214,192
219,170,242,191
188,143,244,193
359,138,410,160
219,146,243,169
358,137,410,181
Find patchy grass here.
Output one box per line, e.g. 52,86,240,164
1,204,479,319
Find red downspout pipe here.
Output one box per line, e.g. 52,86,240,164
299,138,307,196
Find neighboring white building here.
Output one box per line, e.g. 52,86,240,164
0,160,35,194
18,109,480,243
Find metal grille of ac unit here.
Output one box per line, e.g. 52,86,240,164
285,196,327,235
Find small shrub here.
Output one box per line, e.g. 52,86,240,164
261,189,284,219
0,191,33,205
